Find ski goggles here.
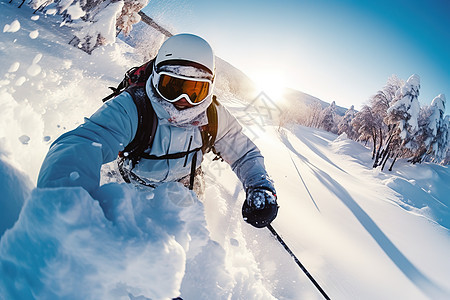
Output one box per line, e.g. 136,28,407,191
152,69,213,106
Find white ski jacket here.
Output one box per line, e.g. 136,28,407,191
37,89,275,196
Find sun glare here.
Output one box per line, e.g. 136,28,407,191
252,73,287,103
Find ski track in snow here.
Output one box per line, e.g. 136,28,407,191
1,1,450,299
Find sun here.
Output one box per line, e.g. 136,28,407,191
252,72,287,103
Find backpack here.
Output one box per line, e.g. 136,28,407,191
103,59,220,189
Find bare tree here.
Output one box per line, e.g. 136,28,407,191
306,100,323,128
369,75,403,165
352,105,378,159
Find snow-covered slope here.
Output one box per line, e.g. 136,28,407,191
1,2,450,299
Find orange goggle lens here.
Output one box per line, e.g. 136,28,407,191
158,74,211,104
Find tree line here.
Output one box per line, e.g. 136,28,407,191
280,74,449,170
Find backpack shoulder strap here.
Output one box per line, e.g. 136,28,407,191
128,60,153,88
201,95,220,154
102,59,154,103
121,86,158,162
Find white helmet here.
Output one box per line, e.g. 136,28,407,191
154,33,215,76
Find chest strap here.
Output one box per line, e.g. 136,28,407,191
119,135,201,190
140,147,202,160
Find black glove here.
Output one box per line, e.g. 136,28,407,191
242,188,278,228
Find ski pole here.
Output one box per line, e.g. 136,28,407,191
267,224,331,300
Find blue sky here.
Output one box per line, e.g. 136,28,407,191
143,0,450,113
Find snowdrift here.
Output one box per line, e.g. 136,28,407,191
0,157,33,236
0,176,233,299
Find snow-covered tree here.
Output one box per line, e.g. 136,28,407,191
409,105,435,164
338,105,356,138
347,73,446,169
28,0,51,11
386,74,421,146
371,77,403,137
410,94,447,163
382,74,421,169
28,0,122,53
116,0,149,36
441,116,450,165
69,1,124,54
319,101,337,133
29,0,149,54
362,75,403,166
429,94,447,162
370,75,403,118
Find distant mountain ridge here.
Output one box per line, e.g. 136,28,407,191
282,88,348,116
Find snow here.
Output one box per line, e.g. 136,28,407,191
388,74,421,143
71,1,124,47
18,135,30,145
14,76,26,86
431,94,446,114
66,3,85,20
0,157,33,237
27,63,42,77
8,62,20,73
0,185,187,299
29,29,39,39
1,2,450,299
69,171,80,181
407,74,421,91
3,19,20,33
46,8,57,16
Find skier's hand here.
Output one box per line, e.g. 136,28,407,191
242,188,278,228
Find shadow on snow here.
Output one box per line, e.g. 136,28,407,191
280,129,447,299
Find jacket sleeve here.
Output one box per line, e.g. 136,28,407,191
37,92,138,195
213,103,275,193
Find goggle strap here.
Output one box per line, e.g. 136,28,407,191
156,59,213,76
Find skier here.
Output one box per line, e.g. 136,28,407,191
37,33,278,228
